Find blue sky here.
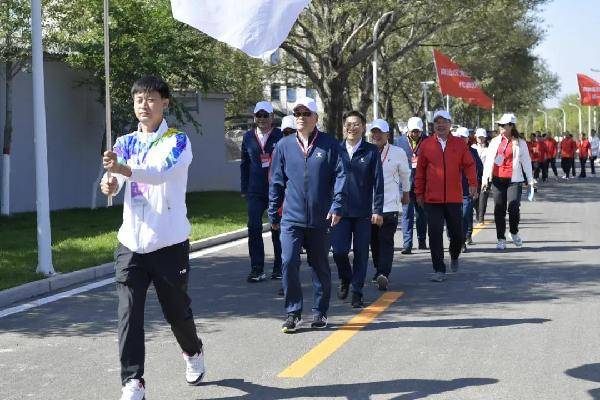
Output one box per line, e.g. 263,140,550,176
534,0,600,107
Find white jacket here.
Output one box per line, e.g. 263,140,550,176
591,136,600,157
106,120,192,254
380,143,411,213
482,135,533,186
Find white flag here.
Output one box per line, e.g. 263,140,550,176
170,0,310,58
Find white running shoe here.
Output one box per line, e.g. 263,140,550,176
430,272,447,282
510,233,523,247
496,239,506,250
120,379,145,400
183,351,205,386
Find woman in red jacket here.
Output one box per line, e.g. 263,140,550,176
415,110,477,282
560,133,577,178
577,133,592,178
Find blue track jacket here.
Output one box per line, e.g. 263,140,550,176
339,140,384,217
240,128,283,196
268,130,345,229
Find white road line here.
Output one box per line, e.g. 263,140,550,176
0,232,269,320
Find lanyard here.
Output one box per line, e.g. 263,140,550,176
296,130,319,157
254,129,271,155
408,137,421,154
381,143,390,163
500,136,510,155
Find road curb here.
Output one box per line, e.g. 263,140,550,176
0,224,268,309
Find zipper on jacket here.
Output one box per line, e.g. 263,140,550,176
304,155,309,225
442,143,447,203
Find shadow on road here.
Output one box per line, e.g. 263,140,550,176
565,363,600,400
199,377,499,400
356,317,551,331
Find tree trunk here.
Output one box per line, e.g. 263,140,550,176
321,74,348,140
2,60,14,215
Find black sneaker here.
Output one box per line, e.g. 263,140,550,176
466,236,473,245
462,243,468,253
450,259,459,273
271,269,282,280
376,274,388,291
418,241,428,250
351,292,365,308
310,314,328,329
337,282,350,300
247,267,266,283
281,314,301,333
401,248,412,255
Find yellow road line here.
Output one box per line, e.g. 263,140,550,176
278,291,403,378
471,220,489,237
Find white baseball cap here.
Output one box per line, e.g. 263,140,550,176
433,110,452,122
475,128,487,138
253,101,273,114
293,97,318,113
453,127,469,138
497,113,517,125
280,115,296,130
369,118,390,133
407,117,424,131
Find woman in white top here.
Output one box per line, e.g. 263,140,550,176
482,114,534,250
473,128,490,223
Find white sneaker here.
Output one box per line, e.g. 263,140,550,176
120,379,145,400
510,233,523,247
496,239,506,250
183,351,205,385
430,272,446,282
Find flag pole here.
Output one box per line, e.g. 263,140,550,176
103,0,113,207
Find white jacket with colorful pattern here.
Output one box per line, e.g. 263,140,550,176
106,119,192,254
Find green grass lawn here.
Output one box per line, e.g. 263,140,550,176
0,191,247,291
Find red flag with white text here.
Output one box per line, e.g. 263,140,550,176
433,49,493,109
577,73,600,106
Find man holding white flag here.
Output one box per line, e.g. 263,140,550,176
170,0,310,58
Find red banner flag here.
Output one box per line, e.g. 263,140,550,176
433,49,493,109
577,73,600,106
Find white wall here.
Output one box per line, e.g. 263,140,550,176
0,61,239,213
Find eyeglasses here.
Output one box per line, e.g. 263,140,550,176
498,123,512,128
255,112,270,119
344,123,363,129
293,111,312,118
410,129,421,134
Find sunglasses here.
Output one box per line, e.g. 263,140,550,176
293,111,312,118
255,112,270,118
498,123,512,127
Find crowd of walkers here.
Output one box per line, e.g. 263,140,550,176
99,75,599,399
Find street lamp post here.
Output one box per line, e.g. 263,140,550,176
31,0,55,276
557,108,567,134
372,11,394,120
537,109,548,131
568,103,582,134
420,80,435,136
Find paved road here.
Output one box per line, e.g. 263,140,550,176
1,176,600,399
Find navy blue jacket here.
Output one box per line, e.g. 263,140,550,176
339,140,384,217
268,130,345,229
462,147,483,196
240,128,283,196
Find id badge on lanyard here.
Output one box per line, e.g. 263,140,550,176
255,130,271,168
495,139,510,166
409,139,420,169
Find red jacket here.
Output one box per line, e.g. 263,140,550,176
415,134,477,204
531,141,547,162
560,138,577,158
544,138,558,158
577,139,591,158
